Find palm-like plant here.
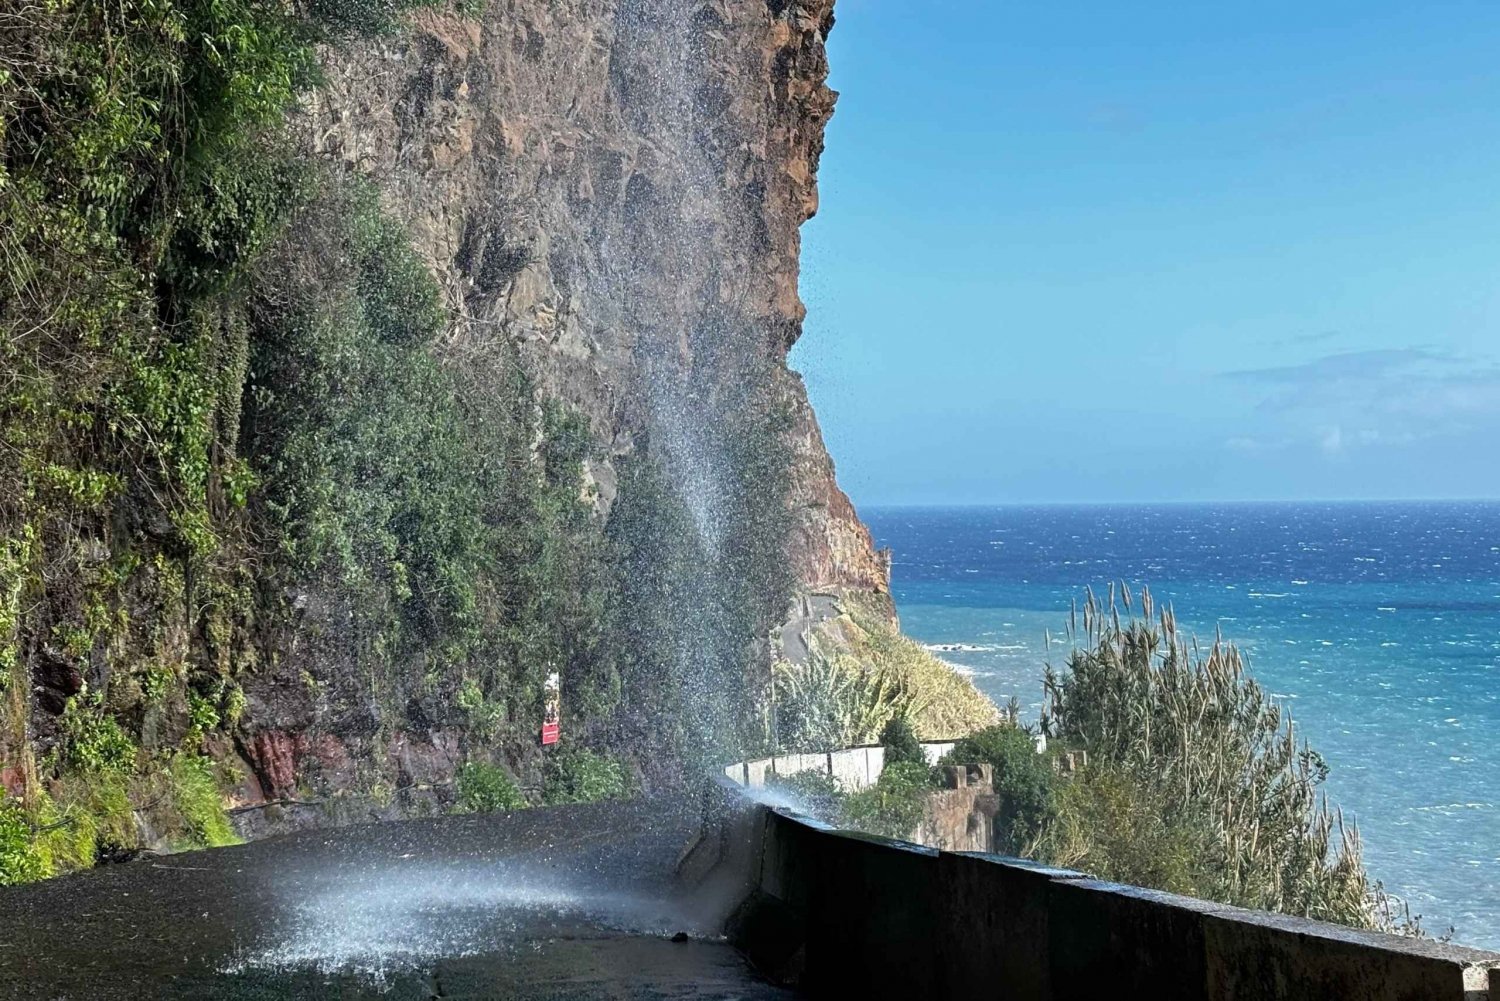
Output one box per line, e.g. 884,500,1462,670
773,651,921,753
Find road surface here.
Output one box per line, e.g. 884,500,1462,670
0,797,790,1000
778,595,840,666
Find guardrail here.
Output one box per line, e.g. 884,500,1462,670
687,776,1500,1001
722,741,957,792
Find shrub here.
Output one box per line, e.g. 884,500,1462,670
245,175,609,721
842,760,936,841
0,798,48,886
59,694,137,776
767,768,846,822
942,724,1056,856
785,595,998,750
455,761,527,814
773,651,916,753
880,715,924,767
541,748,632,806
1041,763,1213,896
1040,587,1405,932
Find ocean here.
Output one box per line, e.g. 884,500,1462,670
865,502,1500,947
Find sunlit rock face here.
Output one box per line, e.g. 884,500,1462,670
305,0,882,598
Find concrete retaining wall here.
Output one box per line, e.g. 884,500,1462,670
703,777,1500,1001
723,741,957,792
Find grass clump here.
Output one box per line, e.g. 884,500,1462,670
541,748,633,806
33,774,136,873
167,754,239,849
454,761,527,814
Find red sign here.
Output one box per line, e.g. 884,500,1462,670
541,671,561,745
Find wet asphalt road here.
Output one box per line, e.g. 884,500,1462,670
0,797,791,1000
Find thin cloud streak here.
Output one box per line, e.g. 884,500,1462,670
1218,347,1500,457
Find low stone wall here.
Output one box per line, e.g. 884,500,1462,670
916,764,996,852
696,777,1500,1001
723,741,956,792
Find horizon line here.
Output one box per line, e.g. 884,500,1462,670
856,496,1500,510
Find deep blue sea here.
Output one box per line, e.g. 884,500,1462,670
865,502,1500,946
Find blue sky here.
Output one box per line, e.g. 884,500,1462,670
791,2,1500,505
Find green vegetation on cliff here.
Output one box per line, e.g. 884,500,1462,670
2,0,789,884
0,0,348,881
772,594,997,753
244,174,609,720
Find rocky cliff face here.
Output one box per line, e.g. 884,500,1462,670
217,0,893,830
307,0,886,601
0,0,898,866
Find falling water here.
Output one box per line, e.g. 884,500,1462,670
228,2,788,978
603,0,787,762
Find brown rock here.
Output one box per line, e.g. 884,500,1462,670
311,0,880,597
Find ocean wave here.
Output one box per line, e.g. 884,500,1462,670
932,658,996,680
925,642,999,653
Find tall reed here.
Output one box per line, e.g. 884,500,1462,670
1042,587,1419,933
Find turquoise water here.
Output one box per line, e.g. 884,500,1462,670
866,502,1500,946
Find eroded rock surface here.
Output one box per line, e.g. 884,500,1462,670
306,0,883,596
